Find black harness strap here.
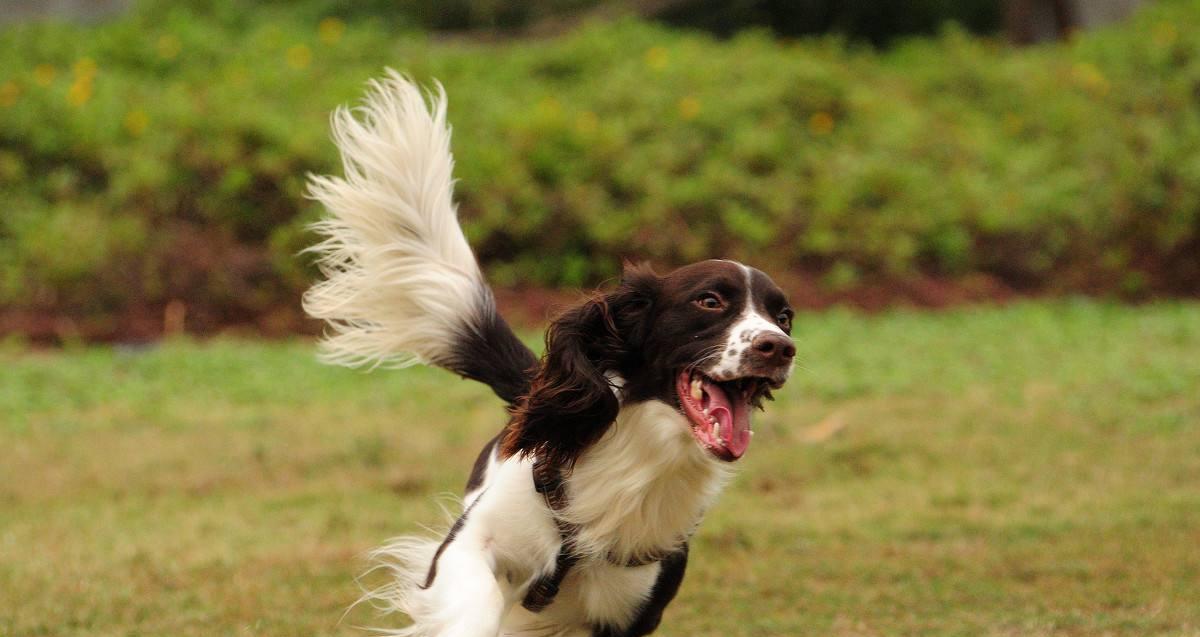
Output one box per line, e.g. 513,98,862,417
522,459,579,612
520,458,682,613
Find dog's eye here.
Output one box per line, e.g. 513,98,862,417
695,293,724,310
776,310,793,330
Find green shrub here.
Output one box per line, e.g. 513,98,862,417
1,1,1199,338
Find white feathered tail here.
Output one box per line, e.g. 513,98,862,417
304,72,536,404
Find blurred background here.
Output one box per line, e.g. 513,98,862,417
2,0,1197,342
3,3,1200,636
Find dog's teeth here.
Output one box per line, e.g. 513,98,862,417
712,421,720,438
690,378,703,401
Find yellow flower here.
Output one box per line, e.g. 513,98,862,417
73,57,98,80
157,34,182,60
677,96,701,121
286,44,312,70
67,78,93,107
228,65,250,86
575,110,599,135
1002,112,1023,135
1071,62,1109,97
1152,22,1178,47
809,111,834,135
644,46,668,71
124,109,149,137
538,96,561,116
318,17,345,45
0,81,20,107
33,64,56,87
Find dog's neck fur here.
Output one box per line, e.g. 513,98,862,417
560,400,731,564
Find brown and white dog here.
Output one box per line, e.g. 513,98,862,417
304,72,795,637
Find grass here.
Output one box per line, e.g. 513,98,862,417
2,300,1199,636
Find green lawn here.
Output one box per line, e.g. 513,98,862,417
2,301,1199,636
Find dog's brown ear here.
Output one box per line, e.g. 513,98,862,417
502,270,658,469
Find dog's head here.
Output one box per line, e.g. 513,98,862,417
504,260,794,467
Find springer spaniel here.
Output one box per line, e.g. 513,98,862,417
304,72,795,637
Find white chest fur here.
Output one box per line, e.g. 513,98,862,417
559,400,730,565
366,401,731,636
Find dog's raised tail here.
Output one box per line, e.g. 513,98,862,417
303,71,536,405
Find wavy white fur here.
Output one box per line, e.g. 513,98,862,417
562,401,728,565
303,71,488,369
358,403,721,636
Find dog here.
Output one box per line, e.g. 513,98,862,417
303,72,795,637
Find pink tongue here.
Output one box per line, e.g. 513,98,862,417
704,382,751,458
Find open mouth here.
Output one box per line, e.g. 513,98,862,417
675,370,772,461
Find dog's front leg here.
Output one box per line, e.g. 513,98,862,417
406,491,558,637
372,460,561,636
371,512,517,637
415,536,510,637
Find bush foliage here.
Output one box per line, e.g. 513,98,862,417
2,1,1199,336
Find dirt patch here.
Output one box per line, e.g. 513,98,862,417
0,272,1045,347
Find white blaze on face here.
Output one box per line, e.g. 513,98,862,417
706,263,793,380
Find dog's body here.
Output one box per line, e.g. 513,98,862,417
304,73,795,637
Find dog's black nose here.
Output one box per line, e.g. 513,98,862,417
751,333,795,367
